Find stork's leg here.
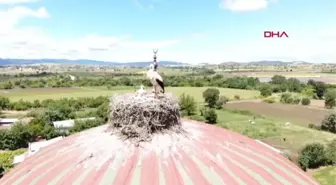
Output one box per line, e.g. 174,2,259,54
154,86,157,98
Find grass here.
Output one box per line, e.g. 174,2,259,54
214,109,335,185
0,149,27,173
135,68,192,76
2,86,260,102
234,71,336,78
312,166,336,185
1,86,132,101
214,109,336,153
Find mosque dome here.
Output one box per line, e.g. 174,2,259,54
0,119,319,185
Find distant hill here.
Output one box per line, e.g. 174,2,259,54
220,61,313,65
0,58,187,67
248,61,288,65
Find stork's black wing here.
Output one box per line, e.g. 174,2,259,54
156,79,165,93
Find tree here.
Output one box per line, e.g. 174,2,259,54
280,93,293,104
202,88,220,108
298,143,327,170
215,96,228,109
325,90,336,109
271,75,286,85
259,84,272,97
314,82,327,99
325,139,336,165
96,102,109,122
287,78,302,92
321,113,336,133
307,79,316,87
43,103,73,122
301,86,315,98
179,93,197,116
202,108,217,124
0,96,10,110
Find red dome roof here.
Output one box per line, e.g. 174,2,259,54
0,119,319,185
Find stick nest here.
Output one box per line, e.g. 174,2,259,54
107,92,184,143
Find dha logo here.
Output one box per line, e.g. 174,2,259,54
264,31,289,38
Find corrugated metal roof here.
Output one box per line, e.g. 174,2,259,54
0,118,19,123
0,119,319,185
28,136,64,156
13,137,65,165
13,154,26,165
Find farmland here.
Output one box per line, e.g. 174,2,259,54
0,64,335,184
224,101,332,126
1,86,260,102
215,108,336,154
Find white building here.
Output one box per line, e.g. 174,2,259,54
0,118,19,128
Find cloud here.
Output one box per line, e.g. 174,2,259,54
0,6,49,32
0,5,180,62
188,33,208,39
219,0,270,12
132,0,155,9
0,0,39,4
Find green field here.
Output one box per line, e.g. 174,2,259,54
312,166,336,185
1,85,335,185
215,109,336,153
2,86,260,102
211,108,336,185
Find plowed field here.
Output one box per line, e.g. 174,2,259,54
225,101,332,125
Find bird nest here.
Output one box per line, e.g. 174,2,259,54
107,92,184,144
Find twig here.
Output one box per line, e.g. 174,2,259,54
107,93,185,144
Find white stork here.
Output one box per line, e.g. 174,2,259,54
136,84,146,95
147,63,164,98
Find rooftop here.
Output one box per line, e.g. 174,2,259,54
0,119,318,185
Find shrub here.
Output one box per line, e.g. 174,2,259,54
202,108,217,124
0,96,10,110
298,143,327,170
271,75,287,85
287,78,302,92
293,97,301,104
325,90,336,109
188,115,205,122
179,93,197,116
96,102,109,122
259,84,272,97
234,95,240,100
301,87,315,98
69,119,104,134
320,113,336,134
301,98,311,106
0,149,26,174
314,82,327,99
325,139,336,165
280,93,293,104
308,123,320,130
263,97,276,103
202,88,220,108
215,96,228,109
271,85,282,93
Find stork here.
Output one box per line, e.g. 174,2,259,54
147,63,164,98
136,84,146,95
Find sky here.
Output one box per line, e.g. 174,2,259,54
0,0,335,63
